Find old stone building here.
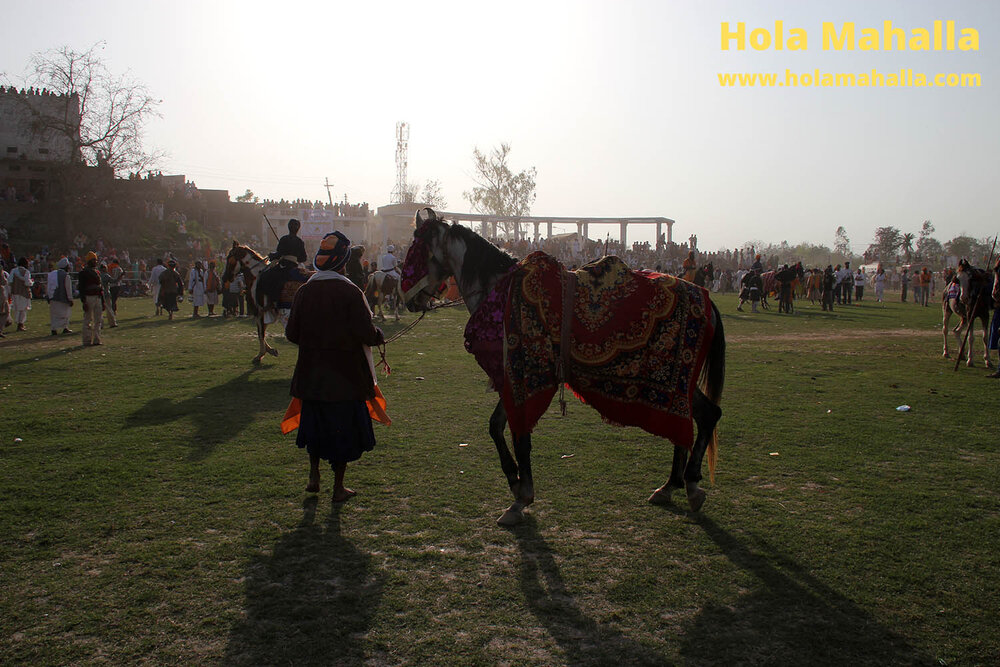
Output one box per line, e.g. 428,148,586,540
0,85,81,202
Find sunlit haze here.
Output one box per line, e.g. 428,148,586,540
2,0,997,251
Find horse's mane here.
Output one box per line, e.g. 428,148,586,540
239,245,266,262
445,222,517,286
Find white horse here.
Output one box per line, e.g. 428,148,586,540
222,241,309,365
364,270,403,321
941,266,995,368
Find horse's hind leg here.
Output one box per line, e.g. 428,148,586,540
984,318,994,368
253,318,266,364
684,389,722,512
648,446,687,505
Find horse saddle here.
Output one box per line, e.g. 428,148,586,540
257,264,312,309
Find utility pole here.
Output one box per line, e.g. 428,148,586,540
324,177,334,207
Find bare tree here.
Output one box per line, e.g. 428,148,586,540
420,179,447,208
21,43,162,175
464,143,536,238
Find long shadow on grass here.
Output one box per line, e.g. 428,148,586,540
510,517,666,666
123,370,288,460
680,517,933,665
223,497,383,666
0,340,85,371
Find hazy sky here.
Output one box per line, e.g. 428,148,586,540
2,0,997,251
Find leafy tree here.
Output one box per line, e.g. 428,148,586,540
20,42,162,174
944,235,992,264
900,232,915,263
235,189,259,204
915,220,938,262
833,226,851,257
420,179,447,208
464,143,536,238
867,226,903,263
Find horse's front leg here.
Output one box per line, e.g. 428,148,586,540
954,319,973,365
942,312,950,358
489,400,523,526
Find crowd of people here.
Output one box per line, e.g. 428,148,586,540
2,225,997,359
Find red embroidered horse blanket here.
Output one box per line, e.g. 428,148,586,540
471,252,714,449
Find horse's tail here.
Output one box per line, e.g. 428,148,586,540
699,300,726,482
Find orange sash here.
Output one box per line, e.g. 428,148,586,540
281,386,391,434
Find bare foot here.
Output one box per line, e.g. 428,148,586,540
332,488,357,502
306,477,320,493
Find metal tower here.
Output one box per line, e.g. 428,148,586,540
390,121,410,204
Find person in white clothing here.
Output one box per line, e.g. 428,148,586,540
47,257,74,335
148,258,167,315
188,260,207,318
378,245,400,280
853,268,865,302
10,256,34,331
872,265,887,303
0,267,10,338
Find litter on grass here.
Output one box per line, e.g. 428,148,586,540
896,405,911,412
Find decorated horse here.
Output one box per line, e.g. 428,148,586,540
364,270,403,321
401,208,726,526
941,265,995,367
221,241,312,364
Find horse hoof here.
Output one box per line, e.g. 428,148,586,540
497,508,524,526
687,487,707,513
648,488,673,505
252,357,262,366
268,348,279,357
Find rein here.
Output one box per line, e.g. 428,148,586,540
374,296,468,376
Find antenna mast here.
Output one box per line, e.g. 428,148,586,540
390,121,409,204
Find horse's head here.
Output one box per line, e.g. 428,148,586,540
222,241,263,284
401,208,451,312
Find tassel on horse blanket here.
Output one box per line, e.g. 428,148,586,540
557,269,577,417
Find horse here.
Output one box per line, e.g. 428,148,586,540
941,266,994,367
221,241,311,365
401,208,726,527
364,270,403,321
693,262,714,289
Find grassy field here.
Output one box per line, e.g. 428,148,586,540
1,291,998,666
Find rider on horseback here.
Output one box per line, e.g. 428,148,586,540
258,219,308,309
378,245,400,282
